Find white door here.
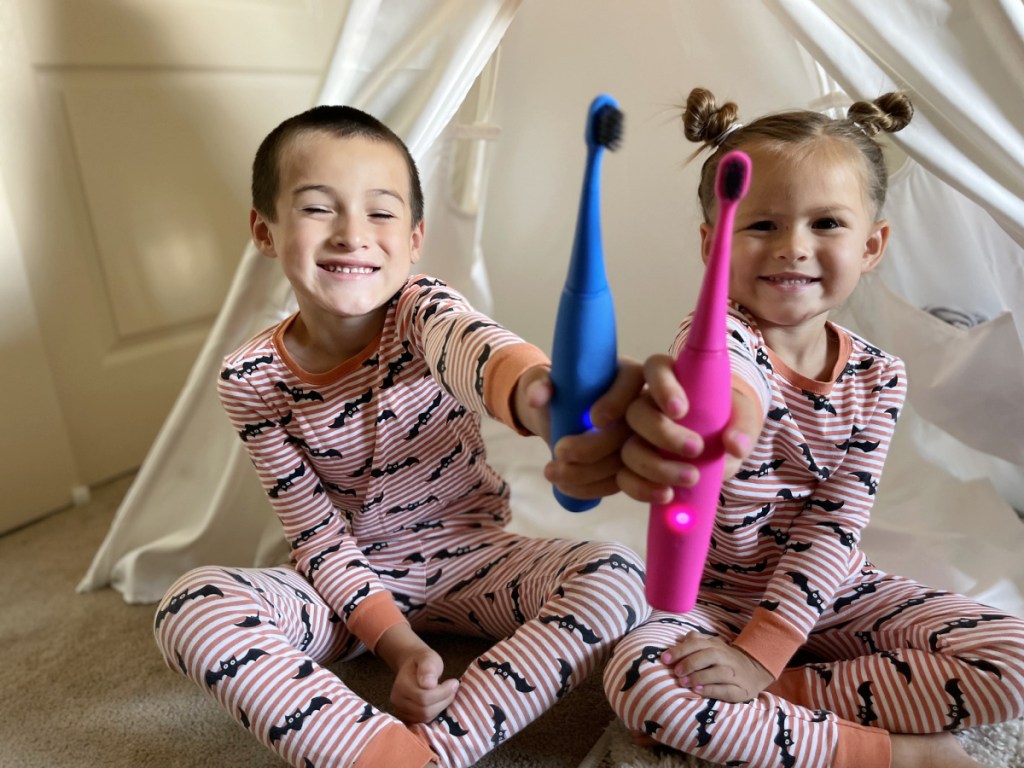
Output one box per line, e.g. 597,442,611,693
0,0,345,530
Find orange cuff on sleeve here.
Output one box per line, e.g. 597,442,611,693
732,606,805,679
484,343,551,434
834,720,891,768
346,591,409,653
354,723,437,768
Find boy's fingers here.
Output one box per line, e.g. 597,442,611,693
643,354,688,419
589,357,644,428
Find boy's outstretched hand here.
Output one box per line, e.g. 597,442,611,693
514,359,645,501
618,353,762,504
663,633,773,703
376,623,459,723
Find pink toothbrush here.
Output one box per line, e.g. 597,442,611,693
645,150,752,612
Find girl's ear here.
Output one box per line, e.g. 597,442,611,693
862,220,890,273
408,218,425,264
250,209,277,258
699,223,713,266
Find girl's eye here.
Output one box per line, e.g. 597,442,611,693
748,220,775,231
813,217,841,229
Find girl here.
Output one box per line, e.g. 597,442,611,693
604,88,1024,768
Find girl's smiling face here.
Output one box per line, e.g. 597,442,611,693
701,140,889,341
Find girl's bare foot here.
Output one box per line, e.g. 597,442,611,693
890,732,984,768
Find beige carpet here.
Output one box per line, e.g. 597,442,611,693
0,473,614,768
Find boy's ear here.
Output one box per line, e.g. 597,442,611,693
408,218,425,264
699,223,712,266
250,209,277,258
862,220,890,273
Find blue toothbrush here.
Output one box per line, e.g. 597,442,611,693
548,94,622,512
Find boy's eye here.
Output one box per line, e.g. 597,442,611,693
369,212,398,222
813,217,841,229
747,220,775,231
302,205,331,215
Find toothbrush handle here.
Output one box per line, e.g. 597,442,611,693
645,346,731,612
549,286,618,512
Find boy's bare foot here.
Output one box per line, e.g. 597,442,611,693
890,732,984,768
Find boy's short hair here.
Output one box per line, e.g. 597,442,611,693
251,105,424,226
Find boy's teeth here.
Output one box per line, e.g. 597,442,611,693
325,265,374,274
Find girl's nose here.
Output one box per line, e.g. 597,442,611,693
773,229,811,262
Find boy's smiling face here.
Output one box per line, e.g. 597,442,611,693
251,130,423,331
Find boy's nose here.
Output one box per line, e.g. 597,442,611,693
332,218,365,249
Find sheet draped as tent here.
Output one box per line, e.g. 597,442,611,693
81,0,1024,618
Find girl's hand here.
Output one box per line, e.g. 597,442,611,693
376,623,458,723
617,354,761,504
664,633,772,703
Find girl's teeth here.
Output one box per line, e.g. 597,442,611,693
325,265,374,274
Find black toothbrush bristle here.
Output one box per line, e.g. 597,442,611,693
720,155,748,201
592,104,623,150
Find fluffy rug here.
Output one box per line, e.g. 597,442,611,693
582,717,1024,768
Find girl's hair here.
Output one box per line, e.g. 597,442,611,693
251,105,424,226
682,87,914,222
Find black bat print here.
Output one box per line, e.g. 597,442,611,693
324,481,357,496
835,438,880,453
404,520,444,534
880,650,913,684
274,381,324,403
329,388,373,428
446,405,467,422
424,568,443,586
434,323,458,396
555,658,573,699
386,495,439,516
489,704,508,747
402,552,426,564
848,471,878,495
427,441,463,481
710,558,769,575
855,630,880,654
341,583,372,619
351,560,411,580
758,524,812,552
474,344,493,401
806,497,844,512
362,353,379,368
291,513,334,549
298,605,314,651
621,646,668,691
360,492,385,512
377,409,397,424
756,348,774,372
884,407,900,421
803,391,837,415
694,699,719,747
929,614,1008,652
808,663,833,686
718,505,772,533
702,577,731,591
444,554,513,597
871,590,948,631
221,355,273,379
954,655,1003,679
284,435,343,459
240,708,250,729
507,578,527,625
268,696,332,743
436,711,470,737
405,392,444,439
294,660,314,680
349,456,373,477
773,707,796,768
643,720,663,737
155,584,224,628
539,613,602,644
872,375,899,393
623,604,638,634
577,553,646,580
370,456,420,478
268,465,305,498
413,276,445,289
767,406,790,421
278,411,293,427
837,358,875,382
466,609,487,635
420,297,456,324
797,442,830,479
735,459,785,480
856,681,878,726
461,319,503,339
760,598,780,612
786,571,825,613
478,659,536,693
380,342,414,390
236,615,262,628
204,648,268,686
862,342,884,357
833,581,881,612
308,543,342,573
239,419,275,441
468,446,485,466
432,543,492,560
356,704,375,723
816,521,856,549
945,678,970,730
776,488,796,500
391,591,427,614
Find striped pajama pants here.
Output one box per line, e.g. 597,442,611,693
154,527,649,768
604,565,1024,768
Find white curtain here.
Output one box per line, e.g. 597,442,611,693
78,0,521,603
